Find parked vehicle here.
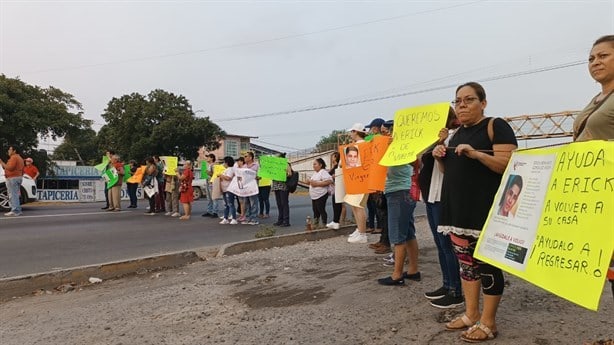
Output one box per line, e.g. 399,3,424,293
0,166,38,211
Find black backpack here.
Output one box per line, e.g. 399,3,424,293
286,170,299,193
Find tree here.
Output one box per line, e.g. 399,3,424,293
0,74,90,166
52,127,99,165
315,129,347,152
97,89,225,162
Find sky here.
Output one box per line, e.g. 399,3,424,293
1,0,613,153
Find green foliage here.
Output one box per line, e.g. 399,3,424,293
0,74,90,169
315,130,345,151
98,89,225,162
255,225,277,238
52,127,99,165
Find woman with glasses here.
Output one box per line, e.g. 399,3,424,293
433,82,517,342
573,35,614,300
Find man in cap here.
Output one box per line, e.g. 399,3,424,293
23,157,40,180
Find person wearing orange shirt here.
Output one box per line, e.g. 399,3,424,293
0,145,25,216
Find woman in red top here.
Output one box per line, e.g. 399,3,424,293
179,160,194,220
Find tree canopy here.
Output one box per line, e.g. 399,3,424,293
97,89,225,162
0,74,90,159
315,129,346,151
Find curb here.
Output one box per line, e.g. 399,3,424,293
0,251,201,302
217,225,356,257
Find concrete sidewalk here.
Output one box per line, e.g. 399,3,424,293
1,218,612,345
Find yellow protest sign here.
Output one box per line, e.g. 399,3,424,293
379,102,449,166
211,164,225,181
475,141,614,310
160,156,178,175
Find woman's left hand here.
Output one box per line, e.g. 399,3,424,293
455,144,481,160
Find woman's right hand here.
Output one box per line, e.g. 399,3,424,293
432,144,447,159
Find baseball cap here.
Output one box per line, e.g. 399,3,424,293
366,118,385,128
347,123,367,133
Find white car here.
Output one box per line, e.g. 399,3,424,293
192,178,207,200
0,166,38,211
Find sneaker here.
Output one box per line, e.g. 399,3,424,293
402,271,422,281
165,212,172,216
383,257,395,267
247,220,259,225
429,293,464,309
4,211,20,217
220,219,230,224
238,216,246,222
377,276,405,286
348,233,368,244
348,229,360,238
230,219,238,225
424,286,449,300
326,221,340,230
171,212,181,217
383,253,394,261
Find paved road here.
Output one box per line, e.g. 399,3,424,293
0,195,425,278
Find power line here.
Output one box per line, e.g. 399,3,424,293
213,60,587,122
21,1,485,75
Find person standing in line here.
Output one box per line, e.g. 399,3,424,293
0,145,25,216
433,82,517,342
365,117,386,234
153,155,166,213
178,160,194,220
258,177,272,219
101,150,114,210
235,157,246,222
308,158,333,229
368,120,392,255
143,157,158,216
23,158,39,180
243,151,261,225
164,168,180,217
419,108,464,309
272,153,292,227
345,123,369,244
126,160,139,208
573,35,614,300
202,154,221,218
219,156,238,225
377,120,421,286
326,151,344,230
107,154,124,212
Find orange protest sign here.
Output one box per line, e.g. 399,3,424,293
127,165,146,183
341,138,389,194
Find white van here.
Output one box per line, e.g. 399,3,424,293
0,166,38,211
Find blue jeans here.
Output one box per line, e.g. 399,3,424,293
426,202,462,296
385,190,416,244
205,182,220,215
223,192,236,220
258,186,271,216
246,194,259,221
6,176,23,214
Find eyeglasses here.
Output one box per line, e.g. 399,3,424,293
451,96,479,106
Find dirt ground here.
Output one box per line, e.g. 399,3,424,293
1,217,612,345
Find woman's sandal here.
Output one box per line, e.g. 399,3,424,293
445,314,477,331
460,322,498,343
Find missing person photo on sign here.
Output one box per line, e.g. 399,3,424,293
497,174,523,218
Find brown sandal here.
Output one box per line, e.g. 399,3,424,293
445,314,477,331
460,322,498,342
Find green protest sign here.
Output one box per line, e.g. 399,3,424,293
123,164,132,181
200,161,209,180
104,168,119,189
258,156,288,182
94,156,110,172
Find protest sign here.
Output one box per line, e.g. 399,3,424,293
123,164,132,181
258,156,288,181
160,156,178,175
103,167,119,189
379,102,449,166
94,156,109,172
475,141,614,310
200,161,209,180
211,165,225,181
258,177,272,187
334,167,345,203
227,168,259,197
127,166,146,184
340,139,389,194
